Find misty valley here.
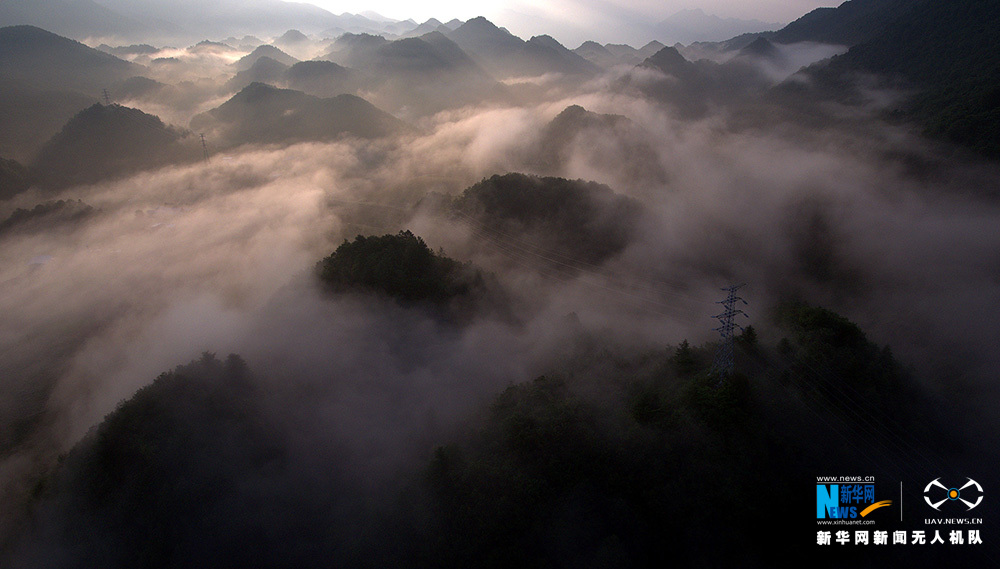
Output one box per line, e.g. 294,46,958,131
1,1,999,567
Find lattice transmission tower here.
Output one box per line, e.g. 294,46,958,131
710,283,748,381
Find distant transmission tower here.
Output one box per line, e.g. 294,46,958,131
710,283,748,381
200,133,209,161
102,89,111,106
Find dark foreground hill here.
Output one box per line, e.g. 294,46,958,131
7,302,976,568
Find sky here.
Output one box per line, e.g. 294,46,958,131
301,0,839,45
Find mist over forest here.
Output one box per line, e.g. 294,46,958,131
1,1,999,567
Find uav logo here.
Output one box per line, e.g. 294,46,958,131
817,484,892,519
924,478,983,511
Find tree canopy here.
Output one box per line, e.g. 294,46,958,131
316,230,486,306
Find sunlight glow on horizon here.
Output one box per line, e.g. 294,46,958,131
295,0,836,46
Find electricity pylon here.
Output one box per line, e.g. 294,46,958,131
710,283,748,382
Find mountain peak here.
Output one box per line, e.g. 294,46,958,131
464,16,496,27
643,45,691,73
527,35,563,50
738,36,781,60
235,44,298,70
277,29,309,44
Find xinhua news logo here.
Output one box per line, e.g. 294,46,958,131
817,483,892,520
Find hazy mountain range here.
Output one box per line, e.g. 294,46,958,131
1,1,785,47
2,1,999,567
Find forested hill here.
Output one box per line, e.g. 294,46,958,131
791,0,1000,158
